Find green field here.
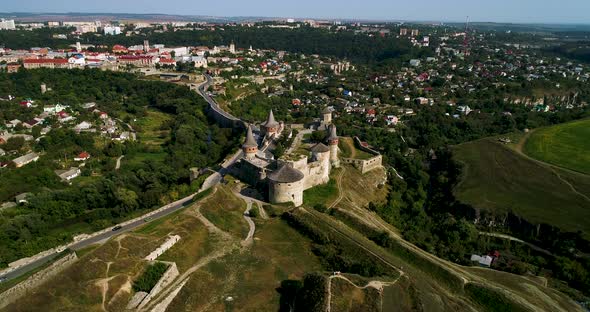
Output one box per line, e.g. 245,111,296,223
454,139,590,238
524,119,590,175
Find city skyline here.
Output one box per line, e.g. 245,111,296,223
3,0,590,24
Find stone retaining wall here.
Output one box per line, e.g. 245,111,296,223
136,262,179,310
0,253,78,309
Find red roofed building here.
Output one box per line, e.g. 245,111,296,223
23,58,70,69
159,58,176,66
74,151,91,161
112,45,128,54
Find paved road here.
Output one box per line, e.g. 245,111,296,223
0,193,198,282
197,75,241,123
0,74,244,285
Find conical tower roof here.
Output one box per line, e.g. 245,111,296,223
242,124,258,148
262,109,279,128
310,142,330,153
268,164,304,183
327,124,338,141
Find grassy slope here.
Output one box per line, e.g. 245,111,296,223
524,119,590,175
339,137,373,160
200,185,249,239
2,206,211,311
166,218,323,311
453,138,590,238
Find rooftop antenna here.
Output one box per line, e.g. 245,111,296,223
463,16,471,56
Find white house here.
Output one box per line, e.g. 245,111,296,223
12,152,40,168
74,121,93,132
55,167,81,181
44,104,69,114
470,254,493,267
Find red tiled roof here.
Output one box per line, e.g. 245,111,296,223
118,55,154,60
24,58,68,64
78,152,90,159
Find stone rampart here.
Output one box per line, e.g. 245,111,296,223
136,262,179,310
0,253,78,309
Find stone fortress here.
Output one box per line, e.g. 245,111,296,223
232,108,382,207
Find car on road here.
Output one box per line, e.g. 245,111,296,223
0,277,7,283
112,225,122,231
144,217,151,222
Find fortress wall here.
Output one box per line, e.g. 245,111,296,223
136,262,179,310
342,155,383,174
304,155,331,190
278,157,308,173
0,253,78,309
206,102,245,130
353,136,380,155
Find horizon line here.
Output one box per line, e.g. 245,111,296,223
1,11,590,26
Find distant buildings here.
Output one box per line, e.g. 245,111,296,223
23,58,70,69
0,19,16,30
104,26,121,35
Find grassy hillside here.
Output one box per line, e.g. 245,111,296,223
524,119,590,175
453,138,590,237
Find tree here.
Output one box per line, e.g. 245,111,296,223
4,137,25,151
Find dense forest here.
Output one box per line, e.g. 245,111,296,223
0,69,239,266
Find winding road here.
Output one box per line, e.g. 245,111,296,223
0,74,245,286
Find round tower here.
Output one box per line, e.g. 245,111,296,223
242,124,258,160
261,109,280,136
327,124,340,168
267,164,305,207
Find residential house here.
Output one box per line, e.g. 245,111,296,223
74,121,93,132
44,104,69,114
12,152,39,167
55,167,81,182
74,151,90,161
15,193,32,204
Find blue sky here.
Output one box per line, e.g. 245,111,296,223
4,0,590,24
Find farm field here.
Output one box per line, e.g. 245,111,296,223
524,118,590,175
453,138,590,238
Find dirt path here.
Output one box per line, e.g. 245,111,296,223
241,200,256,247
325,274,404,312
257,202,269,219
479,232,552,256
115,156,124,170
342,138,357,159
142,187,240,311
329,167,347,209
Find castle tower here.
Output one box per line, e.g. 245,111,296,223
40,83,47,94
229,42,236,54
143,40,150,52
327,124,340,168
75,41,81,52
261,109,280,136
242,124,258,160
268,164,305,207
322,107,332,125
